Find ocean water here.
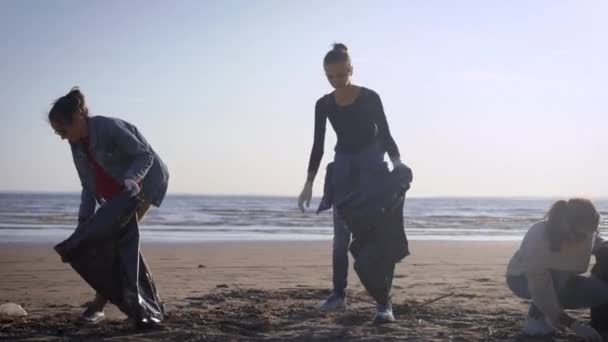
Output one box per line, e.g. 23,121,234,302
1,193,607,243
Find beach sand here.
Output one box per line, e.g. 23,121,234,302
0,241,595,341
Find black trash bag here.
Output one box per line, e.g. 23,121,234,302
54,192,164,326
590,244,608,332
336,166,412,263
353,239,396,306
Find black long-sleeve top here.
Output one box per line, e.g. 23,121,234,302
307,87,400,175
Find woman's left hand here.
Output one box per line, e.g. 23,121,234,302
123,179,141,197
390,156,406,169
391,157,413,183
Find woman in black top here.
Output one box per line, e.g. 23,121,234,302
297,43,409,323
299,45,404,194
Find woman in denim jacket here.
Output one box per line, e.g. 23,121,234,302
48,87,169,323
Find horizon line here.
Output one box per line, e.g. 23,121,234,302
0,190,606,200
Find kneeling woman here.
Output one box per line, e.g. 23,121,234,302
506,198,608,341
48,87,169,323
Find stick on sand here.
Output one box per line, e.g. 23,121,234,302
420,292,455,306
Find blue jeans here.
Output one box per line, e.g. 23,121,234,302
332,210,351,296
507,271,608,319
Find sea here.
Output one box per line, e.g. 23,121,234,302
1,193,607,243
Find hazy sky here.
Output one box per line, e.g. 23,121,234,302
1,0,608,197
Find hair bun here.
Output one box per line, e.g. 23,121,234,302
65,86,87,114
332,43,348,52
324,43,350,65
67,86,83,99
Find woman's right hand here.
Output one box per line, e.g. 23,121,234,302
298,181,313,212
571,320,603,342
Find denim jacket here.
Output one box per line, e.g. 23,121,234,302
70,116,169,219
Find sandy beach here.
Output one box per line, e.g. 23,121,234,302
0,240,594,341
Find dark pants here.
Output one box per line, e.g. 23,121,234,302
507,271,608,320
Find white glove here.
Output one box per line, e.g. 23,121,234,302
298,181,313,213
571,321,602,342
123,179,141,197
391,156,407,170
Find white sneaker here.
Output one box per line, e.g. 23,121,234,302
522,316,555,336
316,292,347,311
373,303,396,324
80,307,105,324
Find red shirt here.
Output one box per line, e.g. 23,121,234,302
81,137,122,200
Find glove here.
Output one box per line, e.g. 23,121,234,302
571,321,602,342
298,181,313,213
391,156,407,170
123,179,141,197
391,157,413,183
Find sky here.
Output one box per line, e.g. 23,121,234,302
1,0,608,197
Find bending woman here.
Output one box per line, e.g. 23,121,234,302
48,87,169,323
